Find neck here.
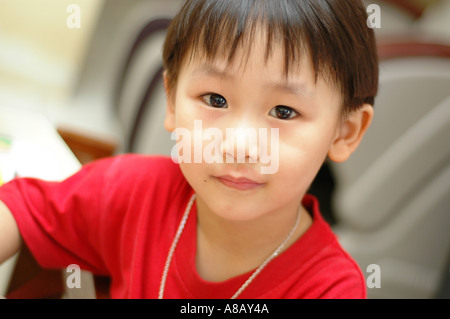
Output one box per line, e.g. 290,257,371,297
195,196,312,282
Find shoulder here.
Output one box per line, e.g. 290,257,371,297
296,195,367,298
86,154,184,187
92,154,190,203
89,154,179,176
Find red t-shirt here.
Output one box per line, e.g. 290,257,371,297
0,155,366,298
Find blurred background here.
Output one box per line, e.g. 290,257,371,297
0,0,449,299
0,0,102,121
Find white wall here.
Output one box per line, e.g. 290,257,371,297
0,0,104,111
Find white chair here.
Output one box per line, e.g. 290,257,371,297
331,41,450,298
62,0,183,158
362,0,423,38
413,0,450,44
113,3,178,155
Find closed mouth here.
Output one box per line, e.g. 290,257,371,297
215,175,264,191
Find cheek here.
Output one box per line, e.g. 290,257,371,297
179,162,207,192
174,105,194,128
276,123,338,185
279,124,333,159
277,144,320,190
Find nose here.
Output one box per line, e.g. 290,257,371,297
221,125,259,163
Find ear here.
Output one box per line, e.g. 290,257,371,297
163,71,176,132
328,104,374,163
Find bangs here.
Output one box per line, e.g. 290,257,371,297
165,0,319,80
187,0,311,78
163,0,378,110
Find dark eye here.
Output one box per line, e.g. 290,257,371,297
203,94,228,108
269,105,299,120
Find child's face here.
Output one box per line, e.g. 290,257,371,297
165,39,346,221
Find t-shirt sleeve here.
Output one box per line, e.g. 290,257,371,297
0,156,115,274
0,154,180,276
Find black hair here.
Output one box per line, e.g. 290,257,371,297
163,0,378,112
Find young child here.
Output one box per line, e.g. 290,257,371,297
0,0,378,299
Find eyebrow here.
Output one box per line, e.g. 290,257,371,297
189,65,232,80
189,64,315,98
268,82,314,98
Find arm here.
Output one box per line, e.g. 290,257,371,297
0,200,21,265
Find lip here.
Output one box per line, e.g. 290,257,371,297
215,175,264,191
